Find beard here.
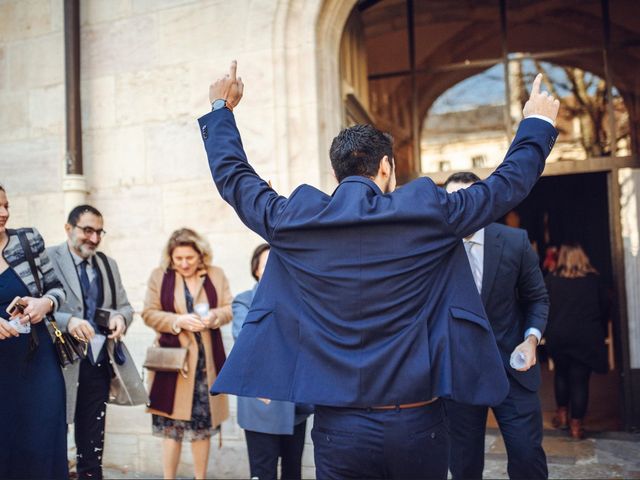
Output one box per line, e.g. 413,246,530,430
72,238,98,259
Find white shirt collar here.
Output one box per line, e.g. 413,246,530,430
465,228,485,246
68,245,93,268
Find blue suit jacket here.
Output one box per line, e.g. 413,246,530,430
481,223,549,392
199,109,556,407
233,287,305,435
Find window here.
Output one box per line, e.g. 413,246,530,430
472,155,487,168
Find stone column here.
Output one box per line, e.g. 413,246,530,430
63,174,88,215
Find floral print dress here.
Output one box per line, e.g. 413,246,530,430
152,286,218,442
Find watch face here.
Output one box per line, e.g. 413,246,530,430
212,99,226,111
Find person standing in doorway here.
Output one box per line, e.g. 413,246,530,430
545,243,609,440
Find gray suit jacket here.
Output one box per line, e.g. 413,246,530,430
47,242,136,423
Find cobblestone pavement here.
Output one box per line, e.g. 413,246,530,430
103,429,640,479
483,429,640,479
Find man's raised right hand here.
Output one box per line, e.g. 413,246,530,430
208,60,244,110
523,73,560,124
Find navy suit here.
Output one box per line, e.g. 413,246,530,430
233,286,309,480
447,223,549,480
199,108,556,477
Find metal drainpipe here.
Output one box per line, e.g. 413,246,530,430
63,0,88,214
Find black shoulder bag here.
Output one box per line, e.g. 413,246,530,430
17,230,87,366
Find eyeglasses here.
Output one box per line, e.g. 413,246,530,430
74,225,107,238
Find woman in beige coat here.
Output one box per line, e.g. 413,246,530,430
142,228,233,480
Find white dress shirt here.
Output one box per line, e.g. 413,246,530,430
69,248,96,282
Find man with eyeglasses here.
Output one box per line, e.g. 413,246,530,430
47,205,134,479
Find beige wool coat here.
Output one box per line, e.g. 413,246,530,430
142,265,233,427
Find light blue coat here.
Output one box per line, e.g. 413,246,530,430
233,286,306,434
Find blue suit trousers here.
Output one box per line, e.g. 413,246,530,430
447,376,547,480
312,400,449,479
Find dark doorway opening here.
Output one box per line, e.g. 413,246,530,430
515,173,613,286
506,172,623,432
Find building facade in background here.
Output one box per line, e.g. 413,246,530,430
1,0,639,476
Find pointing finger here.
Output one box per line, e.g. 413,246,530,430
531,73,542,97
230,60,237,82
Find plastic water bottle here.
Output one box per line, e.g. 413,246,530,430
510,350,527,369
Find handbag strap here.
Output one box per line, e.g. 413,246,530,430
15,229,40,354
96,252,116,309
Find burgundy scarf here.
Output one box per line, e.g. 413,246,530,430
148,270,227,415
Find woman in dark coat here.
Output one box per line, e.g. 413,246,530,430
545,243,609,440
0,185,68,479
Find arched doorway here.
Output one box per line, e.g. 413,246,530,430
333,0,640,431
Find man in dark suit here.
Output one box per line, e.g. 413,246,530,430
444,172,549,480
199,62,558,479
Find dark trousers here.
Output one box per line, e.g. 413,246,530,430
244,420,307,480
312,400,449,480
553,355,592,419
75,358,111,480
447,378,547,480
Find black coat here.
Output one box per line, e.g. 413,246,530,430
544,273,609,373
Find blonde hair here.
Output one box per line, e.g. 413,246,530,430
161,228,213,271
554,244,598,278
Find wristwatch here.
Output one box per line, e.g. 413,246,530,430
211,98,232,112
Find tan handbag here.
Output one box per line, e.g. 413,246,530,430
143,345,189,378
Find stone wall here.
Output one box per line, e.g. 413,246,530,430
0,0,364,476
0,0,67,239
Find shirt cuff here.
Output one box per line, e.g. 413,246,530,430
526,114,554,126
525,327,542,344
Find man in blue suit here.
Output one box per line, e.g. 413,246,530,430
199,61,559,479
444,172,549,480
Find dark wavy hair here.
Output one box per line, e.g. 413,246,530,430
251,243,270,281
443,172,481,189
329,124,394,182
67,204,103,226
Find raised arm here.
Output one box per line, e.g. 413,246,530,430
198,61,287,241
439,74,560,238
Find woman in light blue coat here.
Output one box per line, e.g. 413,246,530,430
232,243,311,480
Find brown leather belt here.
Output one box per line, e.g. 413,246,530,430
371,397,439,410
